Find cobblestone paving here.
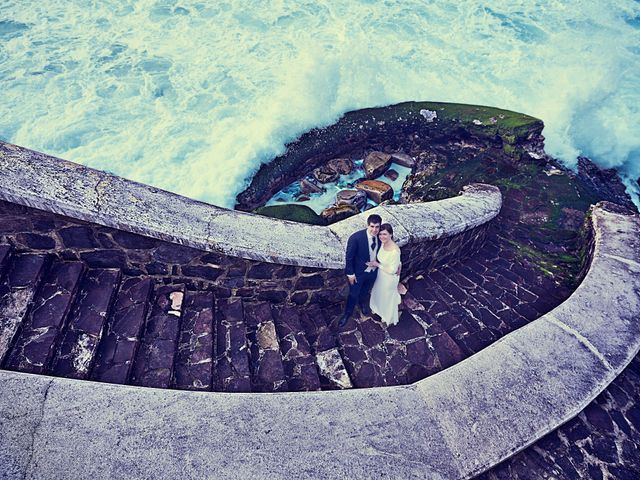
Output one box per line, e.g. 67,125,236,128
478,354,640,480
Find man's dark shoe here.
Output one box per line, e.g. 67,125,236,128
337,314,350,328
360,304,372,315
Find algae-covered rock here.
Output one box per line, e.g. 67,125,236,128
254,204,325,225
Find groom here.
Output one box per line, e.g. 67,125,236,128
338,214,382,327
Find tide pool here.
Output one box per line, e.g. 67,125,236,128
1,0,639,207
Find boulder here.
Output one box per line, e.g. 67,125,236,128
356,180,394,203
384,169,399,181
327,158,353,175
312,164,339,184
300,178,325,194
363,151,392,179
336,189,367,210
320,204,359,224
390,152,415,168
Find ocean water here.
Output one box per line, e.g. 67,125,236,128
1,0,639,208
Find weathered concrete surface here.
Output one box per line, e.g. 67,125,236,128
0,373,52,479
0,203,637,479
1,372,454,480
0,142,500,269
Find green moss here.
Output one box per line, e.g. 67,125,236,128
253,204,326,225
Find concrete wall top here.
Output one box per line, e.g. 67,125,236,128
0,142,501,269
1,203,638,479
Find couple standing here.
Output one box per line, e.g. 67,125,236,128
338,214,402,328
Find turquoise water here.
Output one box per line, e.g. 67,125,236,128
1,1,639,208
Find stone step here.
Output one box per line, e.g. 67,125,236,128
91,277,154,384
5,261,85,374
272,305,321,392
51,268,121,379
244,302,287,392
299,304,352,390
173,291,215,391
130,284,185,388
0,253,49,365
214,298,251,392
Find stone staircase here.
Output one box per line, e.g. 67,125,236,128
0,216,572,393
0,245,352,393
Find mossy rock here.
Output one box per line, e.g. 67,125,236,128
253,204,326,226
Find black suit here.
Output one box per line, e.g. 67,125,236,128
343,229,379,317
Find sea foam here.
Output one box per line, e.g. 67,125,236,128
1,0,639,207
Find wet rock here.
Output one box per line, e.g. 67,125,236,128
327,158,354,174
300,178,325,194
336,189,367,210
315,348,353,389
320,204,359,224
363,151,392,179
390,152,415,168
312,164,339,184
384,169,399,181
356,180,394,203
577,157,638,212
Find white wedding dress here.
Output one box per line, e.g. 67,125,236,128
369,246,402,326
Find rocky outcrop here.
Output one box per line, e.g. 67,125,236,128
576,157,638,213
312,157,354,183
235,101,544,211
391,152,415,168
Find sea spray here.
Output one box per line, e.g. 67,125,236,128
1,0,638,207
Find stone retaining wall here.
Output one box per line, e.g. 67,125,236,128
0,142,501,289
1,203,638,479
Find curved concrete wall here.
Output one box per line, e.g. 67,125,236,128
0,142,501,269
1,202,638,479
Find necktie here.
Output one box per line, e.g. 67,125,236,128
371,237,376,251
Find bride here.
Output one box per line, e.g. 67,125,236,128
367,223,402,326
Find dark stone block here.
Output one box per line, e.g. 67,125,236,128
152,243,201,264
257,290,288,303
32,218,56,232
80,250,128,269
565,418,591,442
59,226,100,248
584,403,614,432
358,319,385,346
432,332,464,369
247,263,274,279
111,230,158,249
146,262,169,275
290,291,308,305
199,252,225,265
406,339,429,364
274,265,297,279
6,254,48,287
295,274,324,290
181,265,223,281
592,436,618,464
18,233,55,249
387,312,424,341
